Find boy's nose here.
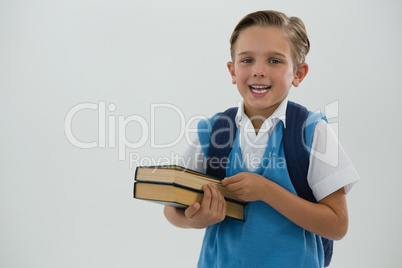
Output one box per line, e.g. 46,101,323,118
252,64,266,77
253,71,265,77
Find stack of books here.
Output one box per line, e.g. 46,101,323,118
133,165,247,221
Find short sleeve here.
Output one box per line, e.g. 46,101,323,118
307,120,360,201
174,133,207,174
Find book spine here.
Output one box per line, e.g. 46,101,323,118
134,181,246,206
134,166,139,181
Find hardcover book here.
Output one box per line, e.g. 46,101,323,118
133,165,246,221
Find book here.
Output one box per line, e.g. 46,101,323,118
133,165,247,221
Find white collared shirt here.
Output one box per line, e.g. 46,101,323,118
236,98,288,173
178,99,359,201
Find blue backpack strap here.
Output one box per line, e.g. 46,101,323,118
197,112,222,159
283,101,316,202
283,101,333,267
202,107,238,179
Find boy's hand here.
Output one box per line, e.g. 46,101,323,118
222,172,268,202
184,184,226,229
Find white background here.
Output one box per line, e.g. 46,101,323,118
1,0,401,267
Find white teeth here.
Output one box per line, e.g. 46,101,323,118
250,85,270,93
251,88,268,93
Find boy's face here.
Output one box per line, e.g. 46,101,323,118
227,26,307,119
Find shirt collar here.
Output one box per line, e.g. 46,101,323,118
235,98,288,129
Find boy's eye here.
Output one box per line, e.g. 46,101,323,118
241,59,253,63
270,59,281,64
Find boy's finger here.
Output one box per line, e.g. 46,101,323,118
222,175,242,186
220,198,227,218
218,188,226,216
221,177,230,186
212,185,226,219
185,202,200,219
208,184,220,213
201,184,212,210
224,181,243,193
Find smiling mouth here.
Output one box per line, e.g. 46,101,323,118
249,85,271,94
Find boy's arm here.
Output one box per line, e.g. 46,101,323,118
164,184,226,229
222,173,348,240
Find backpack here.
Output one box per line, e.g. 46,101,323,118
204,101,333,267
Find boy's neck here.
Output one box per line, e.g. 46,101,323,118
244,104,279,135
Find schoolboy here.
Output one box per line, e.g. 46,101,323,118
164,10,359,267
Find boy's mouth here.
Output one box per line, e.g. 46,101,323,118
249,85,271,94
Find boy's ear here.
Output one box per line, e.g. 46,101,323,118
227,61,236,85
292,63,309,87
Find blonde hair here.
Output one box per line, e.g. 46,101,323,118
230,10,310,72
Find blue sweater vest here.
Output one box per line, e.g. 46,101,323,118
197,113,325,268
